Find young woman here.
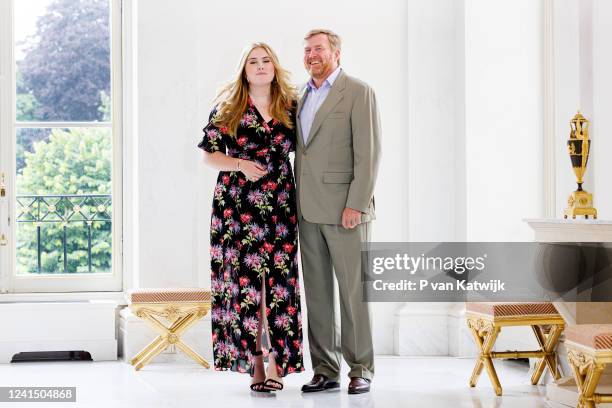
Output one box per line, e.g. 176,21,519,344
198,43,303,392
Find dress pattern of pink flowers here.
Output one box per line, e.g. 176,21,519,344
198,101,303,377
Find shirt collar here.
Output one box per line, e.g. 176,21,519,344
307,66,342,91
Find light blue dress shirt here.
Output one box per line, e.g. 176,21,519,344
300,66,342,145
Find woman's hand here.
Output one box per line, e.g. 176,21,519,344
240,160,267,182
201,152,267,182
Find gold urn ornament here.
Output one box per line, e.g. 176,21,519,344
564,111,597,219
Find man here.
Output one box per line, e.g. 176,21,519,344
295,28,381,395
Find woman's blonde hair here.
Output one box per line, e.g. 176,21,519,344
213,42,297,136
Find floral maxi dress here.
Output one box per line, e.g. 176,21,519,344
198,102,304,377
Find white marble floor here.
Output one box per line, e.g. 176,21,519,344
0,357,569,408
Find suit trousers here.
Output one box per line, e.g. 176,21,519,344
299,217,375,380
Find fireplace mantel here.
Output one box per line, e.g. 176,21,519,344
525,218,612,242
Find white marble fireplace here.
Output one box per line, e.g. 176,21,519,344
526,218,612,407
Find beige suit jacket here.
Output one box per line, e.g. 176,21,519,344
295,70,381,225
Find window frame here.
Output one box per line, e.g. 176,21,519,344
0,0,123,293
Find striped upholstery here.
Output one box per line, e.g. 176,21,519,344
466,302,559,317
566,324,612,351
128,288,211,304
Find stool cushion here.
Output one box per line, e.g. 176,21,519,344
566,324,612,351
466,302,559,317
128,288,211,304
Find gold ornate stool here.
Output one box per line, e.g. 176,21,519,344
466,302,565,396
127,288,211,371
566,325,612,407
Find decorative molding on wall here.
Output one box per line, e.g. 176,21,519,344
543,0,556,219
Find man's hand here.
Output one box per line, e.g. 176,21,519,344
342,207,363,229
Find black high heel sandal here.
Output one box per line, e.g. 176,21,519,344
263,349,284,391
250,350,270,393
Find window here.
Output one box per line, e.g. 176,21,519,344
0,0,122,292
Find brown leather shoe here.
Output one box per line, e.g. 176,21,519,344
301,374,340,393
348,377,371,394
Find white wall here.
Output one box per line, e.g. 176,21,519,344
397,0,546,356
394,0,466,356
590,0,612,217
136,0,202,287
551,0,612,219
464,0,544,240
552,0,580,217
407,0,465,242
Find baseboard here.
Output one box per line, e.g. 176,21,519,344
0,300,119,363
